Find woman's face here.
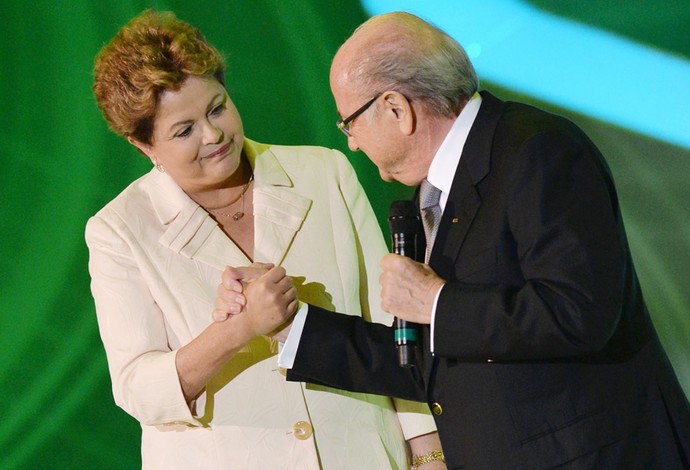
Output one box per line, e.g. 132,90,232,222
130,76,245,196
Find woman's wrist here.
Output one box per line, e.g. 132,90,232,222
411,449,445,468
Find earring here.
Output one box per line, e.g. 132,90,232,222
154,160,165,173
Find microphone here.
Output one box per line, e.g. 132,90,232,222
388,200,419,368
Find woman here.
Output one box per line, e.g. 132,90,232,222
87,9,441,469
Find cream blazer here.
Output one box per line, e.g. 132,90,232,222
86,139,435,469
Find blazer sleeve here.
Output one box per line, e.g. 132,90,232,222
329,151,436,438
86,212,202,427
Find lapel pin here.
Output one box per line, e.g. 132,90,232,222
452,217,459,223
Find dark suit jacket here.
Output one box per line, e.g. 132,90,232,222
288,92,690,469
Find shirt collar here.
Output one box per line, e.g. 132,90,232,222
426,92,482,210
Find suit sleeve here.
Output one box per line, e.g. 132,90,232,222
287,305,426,402
434,125,627,361
317,150,436,438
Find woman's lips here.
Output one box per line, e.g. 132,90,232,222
204,142,231,159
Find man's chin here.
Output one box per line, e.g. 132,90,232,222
379,170,395,183
383,172,417,187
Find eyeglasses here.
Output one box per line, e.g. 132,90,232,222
336,93,381,137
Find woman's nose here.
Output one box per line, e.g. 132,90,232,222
203,120,224,145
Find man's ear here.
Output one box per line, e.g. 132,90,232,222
382,90,415,136
128,136,155,162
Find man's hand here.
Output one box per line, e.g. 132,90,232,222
213,263,274,321
380,254,445,324
239,266,298,338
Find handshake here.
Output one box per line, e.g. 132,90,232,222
212,263,298,342
211,255,447,341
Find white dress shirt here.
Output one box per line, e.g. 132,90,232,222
426,93,482,351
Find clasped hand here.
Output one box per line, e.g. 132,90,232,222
213,263,298,339
212,255,445,331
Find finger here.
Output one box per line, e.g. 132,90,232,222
212,309,230,322
262,266,288,283
286,284,298,302
222,267,245,292
380,295,392,313
277,288,297,312
286,297,299,316
233,294,247,307
226,279,244,293
249,262,275,269
217,280,247,305
380,253,399,270
218,278,236,296
275,275,295,294
225,265,271,285
215,291,245,313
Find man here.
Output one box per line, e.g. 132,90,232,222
218,11,690,469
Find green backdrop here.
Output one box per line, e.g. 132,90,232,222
1,1,688,468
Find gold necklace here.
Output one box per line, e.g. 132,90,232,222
208,172,254,221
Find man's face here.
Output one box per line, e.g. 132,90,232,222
330,76,417,185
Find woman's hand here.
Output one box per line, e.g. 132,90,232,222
214,263,298,336
213,262,274,321
177,265,296,403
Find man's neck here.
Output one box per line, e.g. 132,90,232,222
414,113,459,177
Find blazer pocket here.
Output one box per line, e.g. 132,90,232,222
495,364,626,467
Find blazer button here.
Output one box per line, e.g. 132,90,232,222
292,421,313,440
431,402,443,415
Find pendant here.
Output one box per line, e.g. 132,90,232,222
232,211,244,221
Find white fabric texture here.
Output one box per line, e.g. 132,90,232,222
86,138,436,469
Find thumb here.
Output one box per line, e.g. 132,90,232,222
223,264,275,289
222,266,251,292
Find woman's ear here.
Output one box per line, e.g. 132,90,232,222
382,91,415,136
128,136,155,163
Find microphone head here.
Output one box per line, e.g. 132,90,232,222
388,200,418,235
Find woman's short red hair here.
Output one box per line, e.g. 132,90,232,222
93,9,225,144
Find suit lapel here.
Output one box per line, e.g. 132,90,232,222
429,165,481,270
144,169,250,270
160,203,250,269
246,140,312,265
428,91,505,270
423,92,506,385
253,186,311,264
146,139,313,273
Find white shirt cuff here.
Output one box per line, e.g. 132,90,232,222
429,284,444,354
277,302,309,368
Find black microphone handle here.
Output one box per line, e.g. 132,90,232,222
395,317,417,368
388,201,420,368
